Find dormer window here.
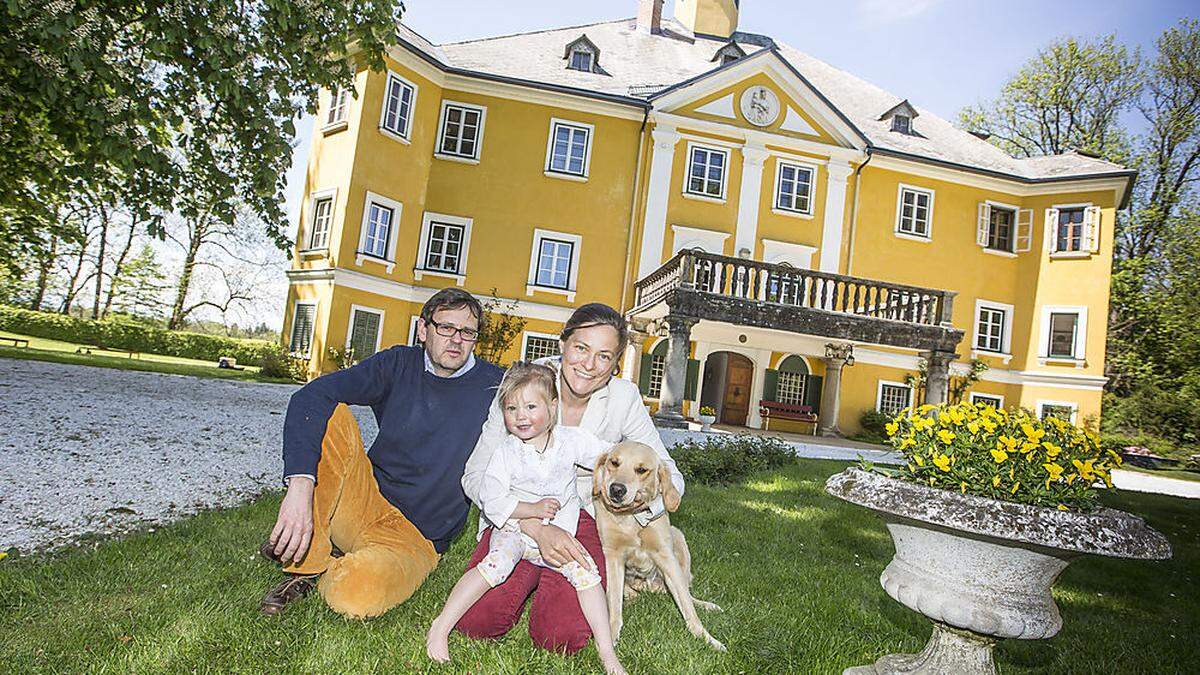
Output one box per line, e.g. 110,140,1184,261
880,99,919,136
563,35,601,73
712,41,746,67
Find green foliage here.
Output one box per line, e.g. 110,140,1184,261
856,409,892,444
258,343,309,381
475,289,527,367
326,345,356,371
670,435,795,486
0,304,275,366
883,402,1120,511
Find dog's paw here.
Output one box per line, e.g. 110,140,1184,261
707,635,727,652
694,598,723,613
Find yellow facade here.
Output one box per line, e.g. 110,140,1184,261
283,4,1130,436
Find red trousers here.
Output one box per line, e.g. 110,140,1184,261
455,511,607,654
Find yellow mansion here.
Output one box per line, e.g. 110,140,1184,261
282,0,1133,436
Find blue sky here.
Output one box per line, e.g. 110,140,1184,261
268,0,1195,328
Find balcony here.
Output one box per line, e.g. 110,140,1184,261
631,249,963,353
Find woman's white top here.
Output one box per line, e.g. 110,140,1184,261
463,356,685,539
478,426,612,537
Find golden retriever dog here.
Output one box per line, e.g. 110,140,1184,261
592,441,725,651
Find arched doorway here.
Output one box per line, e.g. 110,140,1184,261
699,351,754,426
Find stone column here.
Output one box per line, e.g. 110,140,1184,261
923,350,957,406
818,160,854,273
636,124,681,280
653,314,698,428
733,140,770,257
623,327,649,386
818,343,854,437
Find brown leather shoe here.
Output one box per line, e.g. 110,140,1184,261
259,540,343,564
258,573,320,616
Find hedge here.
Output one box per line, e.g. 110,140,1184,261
0,305,278,367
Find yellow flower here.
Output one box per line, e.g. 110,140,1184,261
990,448,1008,463
899,437,916,450
1021,422,1045,442
914,453,926,467
1010,481,1020,494
938,411,952,424
998,435,1019,452
1042,442,1062,459
967,421,980,434
933,453,952,472
1057,504,1069,511
937,429,956,444
907,462,917,473
992,474,1002,487
1100,470,1113,488
1072,459,1097,482
885,421,899,436
1043,462,1065,481
980,419,998,433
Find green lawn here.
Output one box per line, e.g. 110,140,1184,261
1,461,1195,673
0,330,293,384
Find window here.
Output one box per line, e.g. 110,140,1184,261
346,306,383,361
973,300,1012,356
545,119,592,178
1048,313,1078,358
307,195,334,250
326,86,349,127
970,393,1004,409
289,303,317,356
686,145,728,199
1055,207,1085,253
647,341,667,399
527,229,583,299
415,212,472,282
437,102,484,160
891,114,911,134
522,333,561,362
408,316,423,347
877,381,913,416
977,202,1033,253
380,72,416,140
775,161,815,215
427,222,464,271
1038,401,1078,424
568,49,594,72
775,356,810,406
361,201,394,259
987,206,1014,252
1047,205,1101,254
896,185,933,238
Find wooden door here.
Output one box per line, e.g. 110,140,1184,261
721,354,753,426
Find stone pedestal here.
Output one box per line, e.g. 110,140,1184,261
818,344,852,437
653,315,697,428
922,350,956,406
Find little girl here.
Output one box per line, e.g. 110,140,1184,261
426,362,626,675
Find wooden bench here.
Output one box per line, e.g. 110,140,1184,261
0,336,30,348
759,400,818,435
76,344,140,359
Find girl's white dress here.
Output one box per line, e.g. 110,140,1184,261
475,426,611,590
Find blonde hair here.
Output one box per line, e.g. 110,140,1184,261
498,361,559,410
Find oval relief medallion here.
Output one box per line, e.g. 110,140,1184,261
740,86,780,127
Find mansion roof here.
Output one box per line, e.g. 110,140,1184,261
395,18,1131,184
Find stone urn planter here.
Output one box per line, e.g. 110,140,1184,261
698,413,717,430
825,467,1172,675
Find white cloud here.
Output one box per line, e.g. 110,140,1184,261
856,0,943,24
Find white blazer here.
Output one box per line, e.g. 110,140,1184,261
463,356,685,539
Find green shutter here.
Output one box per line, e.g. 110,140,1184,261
763,369,779,403
638,353,653,396
804,375,823,414
684,359,700,401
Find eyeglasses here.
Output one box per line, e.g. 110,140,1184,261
426,317,480,342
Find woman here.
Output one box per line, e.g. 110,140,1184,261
458,303,685,654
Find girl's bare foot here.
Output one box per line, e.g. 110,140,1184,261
425,620,451,663
600,652,627,675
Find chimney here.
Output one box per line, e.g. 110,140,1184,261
675,0,740,38
636,0,664,34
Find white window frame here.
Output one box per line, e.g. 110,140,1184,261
526,228,583,302
355,191,403,273
892,114,911,134
408,315,424,347
434,100,486,163
521,331,562,362
647,339,667,400
772,159,817,218
323,86,350,131
894,183,934,241
379,70,417,143
972,299,1014,363
1039,305,1088,364
345,304,385,358
568,49,595,72
544,118,594,181
876,380,913,416
670,224,731,256
302,187,337,253
684,141,729,202
1046,203,1101,258
977,200,1032,257
969,392,1005,409
289,301,318,357
1037,400,1079,424
414,211,473,286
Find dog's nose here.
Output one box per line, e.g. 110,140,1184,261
609,483,627,502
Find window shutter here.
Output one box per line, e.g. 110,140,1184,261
803,375,823,414
763,369,779,403
638,353,653,396
1015,208,1033,252
684,359,700,401
1084,206,1102,253
976,202,990,247
1044,208,1059,252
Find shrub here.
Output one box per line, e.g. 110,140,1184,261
258,343,308,381
856,409,892,444
670,435,795,486
0,304,276,366
881,402,1120,511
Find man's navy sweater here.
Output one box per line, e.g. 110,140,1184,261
282,346,503,553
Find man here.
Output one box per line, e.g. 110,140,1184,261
258,287,504,617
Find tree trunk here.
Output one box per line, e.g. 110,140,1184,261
91,202,109,319
102,216,138,318
31,235,59,312
168,219,205,330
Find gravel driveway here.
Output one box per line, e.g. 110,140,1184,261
0,359,377,552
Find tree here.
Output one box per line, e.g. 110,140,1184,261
0,0,403,274
476,290,527,367
959,35,1141,161
108,244,167,318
